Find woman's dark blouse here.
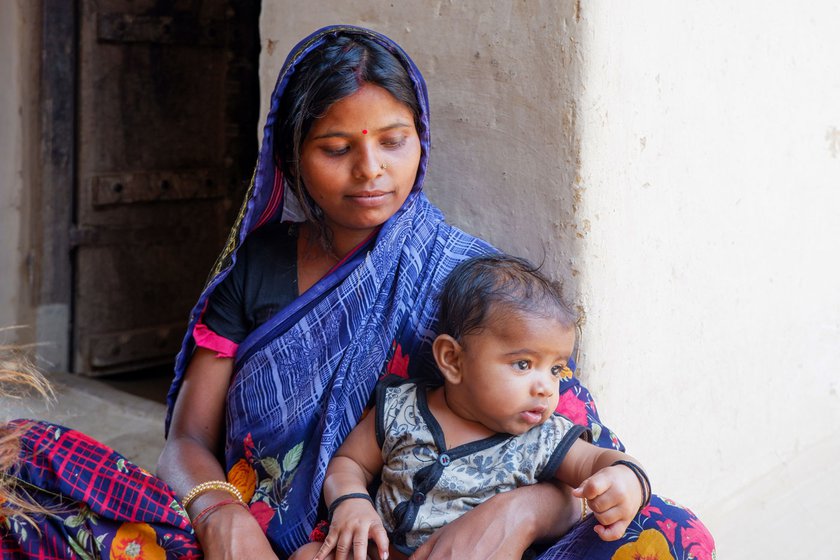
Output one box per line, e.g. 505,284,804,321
202,222,299,344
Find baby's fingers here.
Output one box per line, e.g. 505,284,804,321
575,471,611,500
331,529,357,560
370,522,390,560
352,529,368,560
593,517,632,542
313,534,337,560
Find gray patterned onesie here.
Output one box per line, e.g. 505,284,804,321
373,380,589,554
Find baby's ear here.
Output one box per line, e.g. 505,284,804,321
432,334,464,384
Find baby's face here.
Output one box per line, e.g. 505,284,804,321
454,308,575,435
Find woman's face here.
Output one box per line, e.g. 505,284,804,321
299,83,421,246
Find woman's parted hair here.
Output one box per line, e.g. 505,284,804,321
437,254,577,341
274,33,421,246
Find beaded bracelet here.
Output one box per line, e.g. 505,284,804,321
191,498,249,527
611,460,651,511
182,480,243,509
327,492,374,522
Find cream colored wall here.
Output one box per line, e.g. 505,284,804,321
259,1,583,284
574,0,840,513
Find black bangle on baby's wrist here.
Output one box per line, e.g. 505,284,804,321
611,460,651,512
327,492,374,522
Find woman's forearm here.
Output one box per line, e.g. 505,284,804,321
157,437,227,499
157,435,243,525
513,481,581,543
156,348,238,521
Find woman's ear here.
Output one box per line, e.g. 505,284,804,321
432,334,464,384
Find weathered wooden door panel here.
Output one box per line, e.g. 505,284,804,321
73,0,258,375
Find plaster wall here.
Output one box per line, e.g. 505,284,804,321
259,1,584,286
574,0,840,513
0,1,36,341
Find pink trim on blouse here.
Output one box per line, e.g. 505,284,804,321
193,321,239,359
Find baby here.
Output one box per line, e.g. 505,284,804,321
293,254,650,560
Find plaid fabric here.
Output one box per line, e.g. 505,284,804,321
1,420,200,559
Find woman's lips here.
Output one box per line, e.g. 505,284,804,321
346,191,393,207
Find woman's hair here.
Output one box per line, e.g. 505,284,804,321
437,254,577,341
274,33,421,247
1,334,53,520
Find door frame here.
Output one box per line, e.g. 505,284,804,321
35,0,76,372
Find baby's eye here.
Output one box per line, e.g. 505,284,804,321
514,360,531,371
551,365,572,379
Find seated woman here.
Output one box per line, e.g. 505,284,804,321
1,26,714,560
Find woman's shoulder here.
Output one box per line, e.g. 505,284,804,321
241,221,298,254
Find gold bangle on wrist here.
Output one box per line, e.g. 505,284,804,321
182,480,243,509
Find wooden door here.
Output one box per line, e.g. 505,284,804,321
72,0,258,375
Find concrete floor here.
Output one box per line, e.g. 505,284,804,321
2,370,168,471
3,371,839,559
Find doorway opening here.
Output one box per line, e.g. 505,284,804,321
44,0,261,402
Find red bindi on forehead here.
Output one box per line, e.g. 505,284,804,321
362,129,368,134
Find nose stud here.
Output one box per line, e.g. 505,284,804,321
380,162,389,170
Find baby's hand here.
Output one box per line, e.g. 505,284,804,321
314,498,389,560
572,464,644,541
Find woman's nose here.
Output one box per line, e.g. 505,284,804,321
353,143,384,180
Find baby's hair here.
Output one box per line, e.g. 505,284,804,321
438,254,577,341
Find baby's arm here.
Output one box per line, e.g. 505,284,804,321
314,409,389,560
555,440,650,541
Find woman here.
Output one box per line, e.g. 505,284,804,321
2,26,714,560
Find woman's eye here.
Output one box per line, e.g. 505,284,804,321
514,360,530,371
322,145,349,156
381,136,406,149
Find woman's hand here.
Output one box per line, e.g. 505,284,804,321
314,499,390,560
193,502,280,560
409,482,578,560
572,464,644,541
